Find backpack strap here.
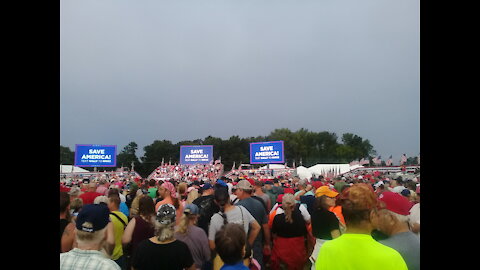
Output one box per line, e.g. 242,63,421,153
110,212,127,228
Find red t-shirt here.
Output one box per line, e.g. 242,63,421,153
79,192,103,205
312,181,323,190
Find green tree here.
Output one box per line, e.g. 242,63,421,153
141,140,177,174
116,142,141,170
60,145,74,165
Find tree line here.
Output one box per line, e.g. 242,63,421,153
60,128,416,178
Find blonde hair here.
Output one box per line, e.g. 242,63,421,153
282,193,296,224
186,189,199,204
178,182,187,196
176,212,197,235
154,220,175,242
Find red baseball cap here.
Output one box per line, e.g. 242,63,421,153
378,191,412,215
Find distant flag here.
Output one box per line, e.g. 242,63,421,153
400,154,407,165
386,155,393,166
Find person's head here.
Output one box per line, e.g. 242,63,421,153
75,204,110,249
138,195,156,217
107,194,121,211
177,203,200,234
372,191,412,236
148,179,156,187
107,187,120,197
215,223,247,265
93,195,109,205
235,180,253,200
254,181,264,192
177,182,188,197
60,191,70,215
129,181,139,195
315,186,339,199
68,187,81,199
281,193,296,223
88,182,97,192
201,183,214,195
264,180,273,190
159,181,176,199
186,188,199,204
154,204,177,242
297,179,307,189
70,197,84,215
340,183,379,232
315,195,337,210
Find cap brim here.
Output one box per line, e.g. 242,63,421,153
316,190,339,198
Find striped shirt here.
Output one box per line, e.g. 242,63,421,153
60,248,121,270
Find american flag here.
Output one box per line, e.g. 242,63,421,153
400,154,407,165
386,155,393,166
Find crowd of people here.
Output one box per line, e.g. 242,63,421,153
148,163,225,182
60,166,420,270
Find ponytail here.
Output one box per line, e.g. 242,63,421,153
281,193,296,224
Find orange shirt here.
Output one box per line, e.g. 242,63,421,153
329,205,345,225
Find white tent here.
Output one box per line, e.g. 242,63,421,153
295,166,313,180
295,164,361,180
60,165,89,174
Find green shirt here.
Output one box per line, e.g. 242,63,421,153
148,187,158,199
315,233,408,270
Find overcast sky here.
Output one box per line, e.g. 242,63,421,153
60,0,419,163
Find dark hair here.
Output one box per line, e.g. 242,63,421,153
314,195,330,210
149,179,156,187
60,192,70,213
108,188,120,197
214,187,230,225
215,223,246,265
138,195,155,217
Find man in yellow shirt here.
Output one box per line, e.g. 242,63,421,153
315,183,408,270
108,194,128,270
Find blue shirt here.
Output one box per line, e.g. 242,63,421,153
220,261,249,270
119,202,130,217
